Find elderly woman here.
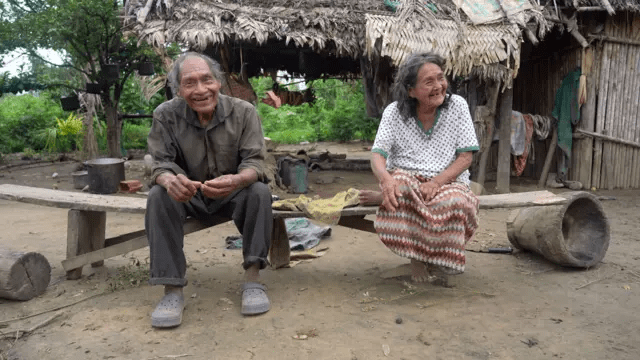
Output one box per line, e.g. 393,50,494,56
368,53,480,283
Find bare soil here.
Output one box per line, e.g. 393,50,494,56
1,142,639,360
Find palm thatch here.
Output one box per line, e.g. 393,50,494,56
123,0,640,86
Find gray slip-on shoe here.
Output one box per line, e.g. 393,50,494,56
151,291,185,328
241,282,270,316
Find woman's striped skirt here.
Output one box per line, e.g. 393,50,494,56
374,169,480,272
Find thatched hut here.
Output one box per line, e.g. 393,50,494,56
124,0,640,190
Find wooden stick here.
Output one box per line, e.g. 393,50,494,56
616,21,625,188
575,274,614,290
0,292,105,325
538,127,558,188
496,86,513,194
592,42,610,189
577,46,598,189
613,41,627,188
0,313,63,340
603,41,619,189
633,50,640,189
621,24,635,188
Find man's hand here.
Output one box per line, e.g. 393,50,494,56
380,179,402,212
201,174,239,199
160,173,201,202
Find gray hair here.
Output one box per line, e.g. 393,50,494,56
392,52,451,120
167,52,225,97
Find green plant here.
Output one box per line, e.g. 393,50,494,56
22,147,39,160
0,93,64,153
38,113,84,153
253,78,379,143
122,121,151,149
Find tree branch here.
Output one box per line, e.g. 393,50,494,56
24,49,90,76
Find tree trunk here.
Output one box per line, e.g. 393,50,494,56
105,104,121,158
0,248,51,301
81,93,99,160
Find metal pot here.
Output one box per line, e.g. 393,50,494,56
84,158,125,194
71,170,89,189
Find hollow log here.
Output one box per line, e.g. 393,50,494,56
0,249,51,301
506,192,609,268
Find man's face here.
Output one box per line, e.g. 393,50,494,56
178,57,221,117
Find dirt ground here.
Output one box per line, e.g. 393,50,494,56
1,141,639,360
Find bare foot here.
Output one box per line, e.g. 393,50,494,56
410,259,429,283
359,189,383,206
410,260,451,287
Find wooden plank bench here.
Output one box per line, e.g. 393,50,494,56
0,184,568,280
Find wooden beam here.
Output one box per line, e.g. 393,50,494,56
575,129,640,149
496,86,513,194
589,35,640,47
62,235,149,272
338,215,376,233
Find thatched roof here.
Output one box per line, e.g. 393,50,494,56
123,0,639,85
124,0,384,58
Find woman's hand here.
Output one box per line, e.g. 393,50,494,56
419,179,442,202
380,179,402,212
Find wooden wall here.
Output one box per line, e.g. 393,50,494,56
507,13,640,189
584,14,640,190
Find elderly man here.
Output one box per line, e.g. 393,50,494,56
145,52,272,328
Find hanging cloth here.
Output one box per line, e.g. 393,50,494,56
552,69,582,182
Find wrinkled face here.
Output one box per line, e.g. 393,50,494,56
178,57,221,117
408,62,448,110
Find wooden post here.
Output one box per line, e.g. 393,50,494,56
496,86,513,194
575,47,598,189
592,41,611,189
66,210,106,280
0,249,51,300
475,81,500,188
268,218,290,269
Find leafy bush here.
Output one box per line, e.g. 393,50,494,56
122,121,151,150
0,93,64,153
119,76,166,118
251,77,379,144
37,113,84,153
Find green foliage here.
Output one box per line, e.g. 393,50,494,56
0,93,64,152
37,113,84,153
251,77,379,144
122,121,151,150
1,0,178,157
119,76,166,116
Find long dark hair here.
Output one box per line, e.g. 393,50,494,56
392,52,452,120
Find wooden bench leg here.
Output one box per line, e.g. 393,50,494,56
269,217,290,269
66,209,106,280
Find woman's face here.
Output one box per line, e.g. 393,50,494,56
408,62,448,110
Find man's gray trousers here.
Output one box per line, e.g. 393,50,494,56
145,182,273,287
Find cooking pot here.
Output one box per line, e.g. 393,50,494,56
85,158,125,194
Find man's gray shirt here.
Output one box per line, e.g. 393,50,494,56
148,94,266,184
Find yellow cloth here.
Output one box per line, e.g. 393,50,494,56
272,188,361,225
